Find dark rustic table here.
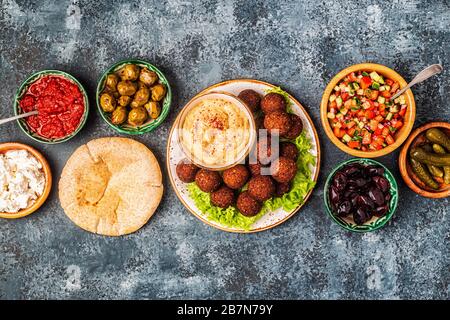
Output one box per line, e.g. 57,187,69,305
0,0,448,299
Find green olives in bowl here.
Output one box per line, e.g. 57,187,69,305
96,59,172,135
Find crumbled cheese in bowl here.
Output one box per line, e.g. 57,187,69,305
0,149,45,213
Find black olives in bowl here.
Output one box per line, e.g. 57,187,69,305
324,159,398,232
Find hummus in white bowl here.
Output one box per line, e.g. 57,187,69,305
178,92,255,170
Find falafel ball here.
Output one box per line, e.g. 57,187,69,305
223,165,250,189
254,114,264,130
263,111,292,136
280,142,299,161
283,114,303,139
255,137,272,165
210,186,235,208
248,175,275,202
275,182,291,197
248,162,262,176
238,89,261,112
271,156,297,183
176,159,199,183
195,169,222,193
236,191,262,217
261,92,286,114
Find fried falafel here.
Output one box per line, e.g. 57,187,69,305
255,137,273,165
275,182,291,197
195,169,222,192
247,175,275,201
238,89,261,112
261,92,286,114
210,186,235,208
283,114,303,139
248,162,262,176
176,159,199,183
263,111,292,136
223,164,250,190
271,156,297,183
280,141,299,161
236,191,262,217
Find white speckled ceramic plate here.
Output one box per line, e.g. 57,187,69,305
166,79,321,233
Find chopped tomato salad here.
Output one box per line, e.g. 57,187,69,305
327,70,407,151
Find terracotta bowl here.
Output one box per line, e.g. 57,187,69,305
0,143,52,218
321,63,416,158
399,122,450,198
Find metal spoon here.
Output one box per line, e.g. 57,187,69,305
0,111,38,126
390,64,443,101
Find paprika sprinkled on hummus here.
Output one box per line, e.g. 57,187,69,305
18,75,85,140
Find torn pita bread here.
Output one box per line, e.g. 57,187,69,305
59,137,163,236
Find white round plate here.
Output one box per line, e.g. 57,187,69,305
166,79,321,233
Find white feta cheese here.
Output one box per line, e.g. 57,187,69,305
0,149,46,213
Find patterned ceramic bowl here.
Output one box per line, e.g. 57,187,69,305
96,59,172,135
14,70,89,144
324,158,398,232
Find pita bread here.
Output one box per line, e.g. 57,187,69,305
59,137,163,236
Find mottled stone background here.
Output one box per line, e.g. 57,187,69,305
0,0,449,300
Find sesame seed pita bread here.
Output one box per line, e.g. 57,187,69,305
59,137,163,236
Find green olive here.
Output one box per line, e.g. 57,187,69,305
137,81,147,89
117,64,140,81
128,107,148,126
144,101,161,119
118,95,132,107
117,81,138,96
130,86,150,108
151,83,166,101
139,68,158,86
104,87,120,98
105,74,119,91
111,107,127,125
100,92,116,113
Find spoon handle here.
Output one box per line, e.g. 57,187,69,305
0,111,39,126
390,64,443,101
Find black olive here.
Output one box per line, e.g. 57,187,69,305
329,185,340,204
337,200,352,216
374,204,389,217
347,183,357,191
354,205,372,225
372,176,390,193
358,194,375,208
332,172,347,192
344,189,357,200
368,187,385,206
351,194,360,207
355,177,367,187
343,164,361,177
385,193,392,202
364,165,385,177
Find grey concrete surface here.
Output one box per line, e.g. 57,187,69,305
0,0,449,299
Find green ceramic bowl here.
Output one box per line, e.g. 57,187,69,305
324,158,398,232
96,59,172,135
14,70,89,144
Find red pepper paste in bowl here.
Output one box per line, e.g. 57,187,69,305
18,75,86,140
